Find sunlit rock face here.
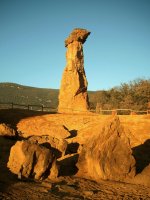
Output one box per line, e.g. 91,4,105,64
77,117,136,182
7,140,58,180
58,28,90,113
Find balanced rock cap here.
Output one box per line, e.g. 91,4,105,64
65,28,90,47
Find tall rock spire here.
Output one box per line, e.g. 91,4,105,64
58,28,90,113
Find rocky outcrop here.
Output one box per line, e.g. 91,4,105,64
7,141,58,180
17,119,70,139
0,123,16,137
58,28,90,113
77,117,136,182
28,135,68,158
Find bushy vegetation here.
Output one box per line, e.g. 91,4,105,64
89,79,150,111
0,79,149,111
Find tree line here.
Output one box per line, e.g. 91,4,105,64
89,79,150,111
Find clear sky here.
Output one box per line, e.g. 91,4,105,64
0,0,150,91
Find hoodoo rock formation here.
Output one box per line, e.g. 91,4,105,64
58,28,90,113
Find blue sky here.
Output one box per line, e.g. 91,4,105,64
0,0,150,90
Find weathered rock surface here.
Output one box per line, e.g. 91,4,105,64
132,164,150,186
0,123,16,137
7,140,58,180
75,120,110,145
77,117,136,182
17,118,70,139
64,28,90,47
58,28,90,113
28,135,68,158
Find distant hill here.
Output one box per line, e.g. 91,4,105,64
0,79,149,111
0,83,59,108
0,82,97,109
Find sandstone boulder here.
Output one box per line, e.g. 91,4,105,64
7,140,58,180
58,28,90,113
76,121,109,145
28,135,68,158
0,123,16,137
77,117,136,182
17,119,70,139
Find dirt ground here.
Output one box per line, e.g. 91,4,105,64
1,176,150,200
0,109,150,200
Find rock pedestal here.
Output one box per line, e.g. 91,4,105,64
58,28,90,113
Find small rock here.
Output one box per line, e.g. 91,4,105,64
56,184,76,193
83,190,94,196
41,181,52,189
0,123,16,137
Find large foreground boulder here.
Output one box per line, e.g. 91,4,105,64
7,140,58,180
77,117,136,182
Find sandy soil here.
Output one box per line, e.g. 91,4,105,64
1,176,150,200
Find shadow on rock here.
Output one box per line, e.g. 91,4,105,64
67,130,77,139
0,136,18,192
65,142,79,154
41,142,62,159
132,139,150,173
58,154,79,176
